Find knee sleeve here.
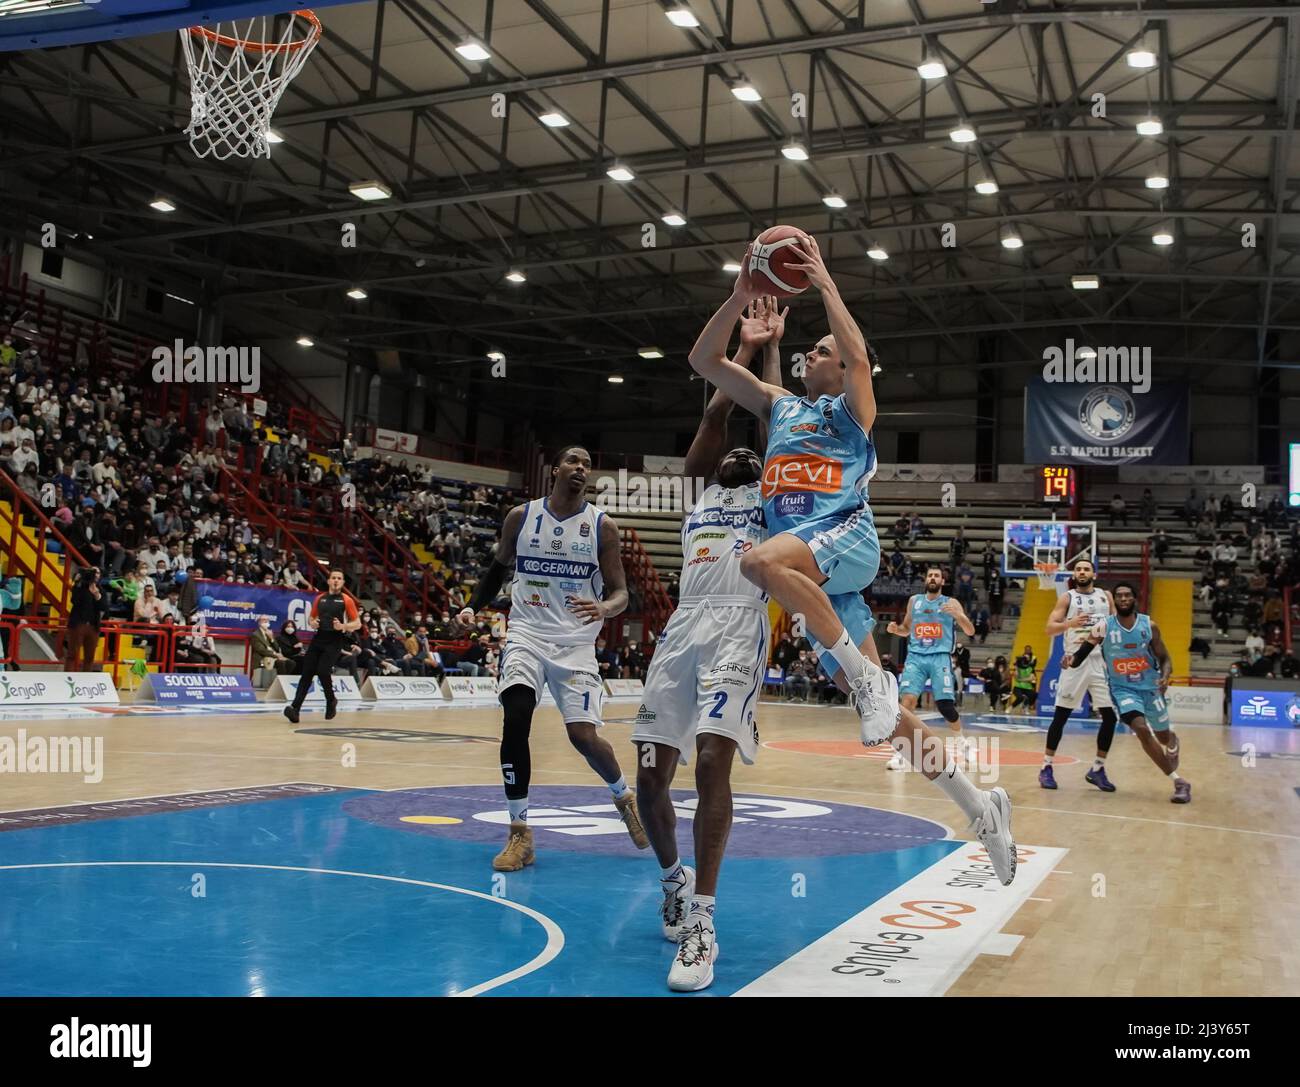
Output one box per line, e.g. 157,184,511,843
499,685,536,799
935,699,960,723
1097,707,1118,753
1045,705,1072,752
1120,709,1145,727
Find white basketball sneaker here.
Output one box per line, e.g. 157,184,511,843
886,751,909,771
852,663,900,747
660,865,695,941
668,916,719,992
972,786,1017,885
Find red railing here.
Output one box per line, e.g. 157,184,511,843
0,615,253,687
214,466,331,590
619,526,674,645
226,458,448,616
0,466,92,616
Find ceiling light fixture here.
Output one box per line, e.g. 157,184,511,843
455,40,491,62
348,180,391,201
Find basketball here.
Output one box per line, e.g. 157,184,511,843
748,225,810,296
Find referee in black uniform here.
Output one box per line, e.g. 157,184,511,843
284,569,361,723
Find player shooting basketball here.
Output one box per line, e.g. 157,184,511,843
687,233,1017,885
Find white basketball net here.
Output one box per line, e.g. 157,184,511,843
179,11,321,160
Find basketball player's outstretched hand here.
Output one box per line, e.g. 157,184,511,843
767,299,790,343
567,597,606,624
739,299,776,348
732,243,762,302
786,234,833,291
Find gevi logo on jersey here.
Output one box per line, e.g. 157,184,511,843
761,455,842,497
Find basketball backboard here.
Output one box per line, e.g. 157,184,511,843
0,0,351,51
1002,519,1097,587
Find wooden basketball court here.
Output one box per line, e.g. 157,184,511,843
3,699,1294,997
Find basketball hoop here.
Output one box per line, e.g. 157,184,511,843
1033,561,1062,590
179,10,321,160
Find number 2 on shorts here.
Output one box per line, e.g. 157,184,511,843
708,691,728,718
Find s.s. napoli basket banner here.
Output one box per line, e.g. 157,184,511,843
1024,377,1189,465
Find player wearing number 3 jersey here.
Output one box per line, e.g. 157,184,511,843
688,233,1018,892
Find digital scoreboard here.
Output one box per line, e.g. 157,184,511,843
1039,465,1075,505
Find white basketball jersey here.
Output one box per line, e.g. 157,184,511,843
678,482,768,608
508,498,605,647
1063,588,1110,652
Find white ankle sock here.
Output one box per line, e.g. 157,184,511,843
660,861,683,883
1092,757,1106,770
827,629,867,683
687,895,716,927
1168,770,1183,781
608,775,630,799
507,796,529,824
1042,754,1054,766
934,763,986,823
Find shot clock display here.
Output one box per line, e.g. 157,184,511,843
1039,465,1075,505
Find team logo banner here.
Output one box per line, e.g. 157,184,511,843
1165,685,1221,725
1024,380,1189,465
137,672,258,705
362,676,447,701
442,676,498,700
1230,687,1300,728
194,579,316,634
0,673,119,705
267,675,364,703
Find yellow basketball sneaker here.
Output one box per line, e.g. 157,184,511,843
492,823,534,871
613,790,650,849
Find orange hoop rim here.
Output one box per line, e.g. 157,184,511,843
187,9,321,53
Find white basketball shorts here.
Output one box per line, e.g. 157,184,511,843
497,631,604,726
1054,650,1114,710
631,602,768,766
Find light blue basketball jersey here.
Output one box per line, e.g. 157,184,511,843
1100,613,1158,691
762,393,876,535
906,593,956,656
